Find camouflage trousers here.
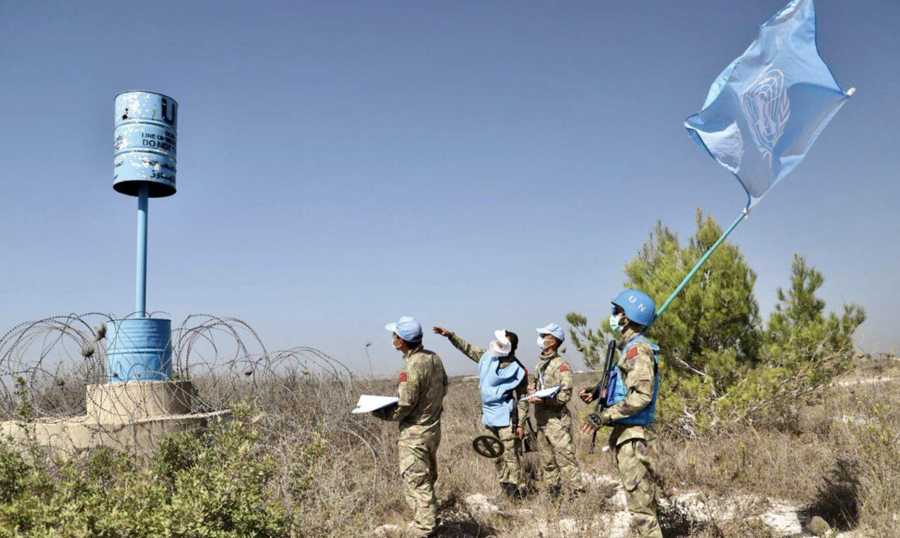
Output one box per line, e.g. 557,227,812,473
399,431,441,537
486,425,521,487
614,438,662,538
535,412,583,490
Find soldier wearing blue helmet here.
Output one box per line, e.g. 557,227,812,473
580,289,663,538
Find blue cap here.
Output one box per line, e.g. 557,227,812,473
385,316,423,343
535,323,565,342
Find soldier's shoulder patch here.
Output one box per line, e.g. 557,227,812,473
559,363,570,373
398,371,408,383
626,347,639,360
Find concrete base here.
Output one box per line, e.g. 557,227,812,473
0,380,229,457
87,380,196,422
0,410,230,457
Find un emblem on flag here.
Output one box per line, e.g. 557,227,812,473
742,68,791,164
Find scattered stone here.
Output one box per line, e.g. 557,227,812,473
662,492,714,524
760,501,804,535
659,491,763,525
513,508,534,518
839,415,870,426
607,511,632,538
610,489,628,511
579,471,619,490
371,524,401,537
467,480,845,538
558,518,579,534
533,517,589,538
806,515,832,536
836,376,897,387
464,493,501,520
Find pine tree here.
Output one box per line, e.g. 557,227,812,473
764,254,865,377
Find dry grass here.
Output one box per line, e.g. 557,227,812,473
3,346,897,537
281,358,900,537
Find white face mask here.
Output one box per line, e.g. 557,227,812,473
608,314,625,334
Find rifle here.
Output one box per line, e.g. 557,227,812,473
589,340,617,454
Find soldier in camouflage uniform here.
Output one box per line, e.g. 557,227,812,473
433,326,529,498
527,323,585,497
374,316,448,538
582,290,662,538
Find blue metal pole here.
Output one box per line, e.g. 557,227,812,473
655,206,749,318
136,184,149,317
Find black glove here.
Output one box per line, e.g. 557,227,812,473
585,412,606,431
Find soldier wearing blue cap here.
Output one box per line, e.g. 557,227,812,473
526,322,585,497
581,290,662,538
374,316,448,538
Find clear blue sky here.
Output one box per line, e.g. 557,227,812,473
1,1,897,376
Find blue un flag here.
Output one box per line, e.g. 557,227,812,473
684,0,853,207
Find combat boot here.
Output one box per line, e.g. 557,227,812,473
547,483,562,500
500,482,519,499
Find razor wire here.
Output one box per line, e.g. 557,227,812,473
0,314,375,446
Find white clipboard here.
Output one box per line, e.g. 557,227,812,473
520,385,560,401
351,394,400,414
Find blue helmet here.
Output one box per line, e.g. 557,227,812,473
611,289,656,328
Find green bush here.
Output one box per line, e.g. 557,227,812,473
0,410,288,538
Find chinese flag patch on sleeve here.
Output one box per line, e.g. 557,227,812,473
626,347,639,361
559,363,570,373
399,372,408,383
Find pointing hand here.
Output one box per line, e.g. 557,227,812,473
432,326,452,337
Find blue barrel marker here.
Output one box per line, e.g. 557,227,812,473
106,318,173,382
114,90,177,198
110,91,178,382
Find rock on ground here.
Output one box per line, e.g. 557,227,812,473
805,515,832,536
411,477,866,537
464,493,501,520
760,501,804,535
371,524,401,537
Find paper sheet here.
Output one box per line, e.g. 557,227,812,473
351,394,400,414
520,385,560,401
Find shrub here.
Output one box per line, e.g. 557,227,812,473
0,409,288,538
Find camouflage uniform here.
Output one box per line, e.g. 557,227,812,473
448,334,529,488
530,350,584,492
599,327,662,538
386,346,449,537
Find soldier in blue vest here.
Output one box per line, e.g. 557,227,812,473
581,289,662,538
